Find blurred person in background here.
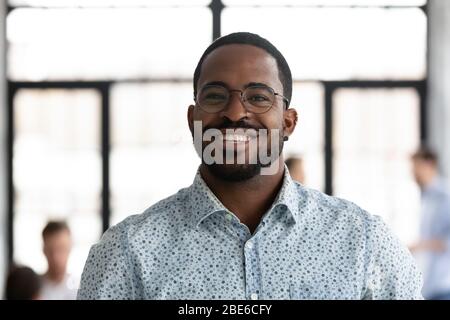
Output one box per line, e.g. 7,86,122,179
5,265,42,300
409,146,450,300
285,156,305,184
40,221,77,300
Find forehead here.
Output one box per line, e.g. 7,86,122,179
198,44,282,90
44,229,70,241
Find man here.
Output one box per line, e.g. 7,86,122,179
41,221,77,300
285,156,305,184
78,32,422,299
409,147,450,300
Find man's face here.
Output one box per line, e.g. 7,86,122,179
43,230,71,276
188,44,297,181
411,158,435,188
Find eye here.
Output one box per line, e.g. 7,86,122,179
204,93,227,100
247,94,270,102
202,93,227,106
199,86,228,105
245,86,274,106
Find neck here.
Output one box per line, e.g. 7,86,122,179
421,171,438,189
200,159,285,233
45,270,65,283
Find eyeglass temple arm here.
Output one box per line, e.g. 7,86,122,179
274,93,289,109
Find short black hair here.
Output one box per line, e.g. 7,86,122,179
193,32,292,107
5,265,41,300
42,220,70,240
411,145,438,165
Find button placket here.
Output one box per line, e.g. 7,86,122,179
244,237,261,300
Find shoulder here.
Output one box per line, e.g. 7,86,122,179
78,187,193,299
293,184,405,261
99,186,193,246
295,183,377,232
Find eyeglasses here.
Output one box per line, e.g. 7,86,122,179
195,84,289,114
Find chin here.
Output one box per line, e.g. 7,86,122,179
206,163,262,182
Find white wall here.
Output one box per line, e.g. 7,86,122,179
0,0,8,299
428,0,450,178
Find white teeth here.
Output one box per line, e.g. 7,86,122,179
224,134,250,142
221,128,258,142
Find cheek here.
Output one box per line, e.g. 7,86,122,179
256,111,284,130
256,118,284,148
192,108,218,125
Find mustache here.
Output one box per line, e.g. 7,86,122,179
203,119,266,132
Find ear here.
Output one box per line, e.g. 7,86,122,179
187,105,195,136
283,107,298,138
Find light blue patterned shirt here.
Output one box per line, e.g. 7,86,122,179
78,167,423,300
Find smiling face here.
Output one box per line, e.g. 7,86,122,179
188,44,297,181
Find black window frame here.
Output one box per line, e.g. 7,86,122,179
5,0,428,266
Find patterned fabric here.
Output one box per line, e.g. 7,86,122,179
77,167,423,300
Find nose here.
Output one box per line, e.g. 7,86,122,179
220,91,248,122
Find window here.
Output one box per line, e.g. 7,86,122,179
7,7,211,80
333,88,421,243
222,7,426,80
284,83,324,191
13,89,102,275
110,83,199,225
224,0,426,6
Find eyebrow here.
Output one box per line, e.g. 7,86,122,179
244,82,270,89
202,81,228,88
201,81,271,90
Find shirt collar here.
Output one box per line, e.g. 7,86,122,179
189,169,228,228
268,165,302,224
188,165,302,228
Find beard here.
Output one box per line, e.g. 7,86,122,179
206,162,262,182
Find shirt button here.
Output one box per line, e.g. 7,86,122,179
226,213,233,221
245,241,254,250
250,293,258,300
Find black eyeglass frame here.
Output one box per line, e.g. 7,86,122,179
194,84,290,114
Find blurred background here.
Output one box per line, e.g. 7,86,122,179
0,0,449,299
